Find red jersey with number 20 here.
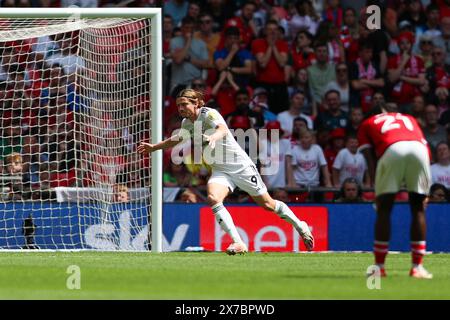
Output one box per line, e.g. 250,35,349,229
357,113,428,159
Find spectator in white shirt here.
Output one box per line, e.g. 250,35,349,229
286,128,332,188
332,135,370,188
259,121,291,189
277,90,313,137
431,141,450,188
288,0,320,37
325,63,351,113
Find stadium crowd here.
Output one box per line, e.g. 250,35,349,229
1,0,450,203
161,0,450,203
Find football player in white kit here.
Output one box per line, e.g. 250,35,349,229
138,89,314,254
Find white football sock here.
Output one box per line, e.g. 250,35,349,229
274,200,306,233
211,203,242,243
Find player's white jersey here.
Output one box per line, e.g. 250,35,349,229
332,148,367,186
180,107,255,174
430,163,450,188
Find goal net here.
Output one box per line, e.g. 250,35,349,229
0,8,162,251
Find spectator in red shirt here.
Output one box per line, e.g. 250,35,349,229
252,19,289,114
387,31,426,114
435,0,450,18
225,88,265,129
290,29,315,73
345,18,371,64
324,127,346,173
211,69,241,116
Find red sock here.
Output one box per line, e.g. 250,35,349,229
411,241,426,266
373,241,389,266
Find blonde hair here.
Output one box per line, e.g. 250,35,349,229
176,89,205,107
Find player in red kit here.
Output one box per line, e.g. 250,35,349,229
358,107,433,279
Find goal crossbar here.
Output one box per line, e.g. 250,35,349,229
0,8,162,19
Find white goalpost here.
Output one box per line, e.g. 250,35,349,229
0,8,162,252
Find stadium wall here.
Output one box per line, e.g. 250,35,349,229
0,203,449,252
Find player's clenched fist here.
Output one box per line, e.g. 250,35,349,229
137,142,156,154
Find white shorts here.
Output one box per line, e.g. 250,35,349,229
208,165,268,197
375,141,431,196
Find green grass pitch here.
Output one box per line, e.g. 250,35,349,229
0,252,449,299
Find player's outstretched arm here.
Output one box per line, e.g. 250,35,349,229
137,136,181,154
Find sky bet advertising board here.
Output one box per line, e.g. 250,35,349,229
0,203,449,252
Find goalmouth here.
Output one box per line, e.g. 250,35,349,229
0,8,163,253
